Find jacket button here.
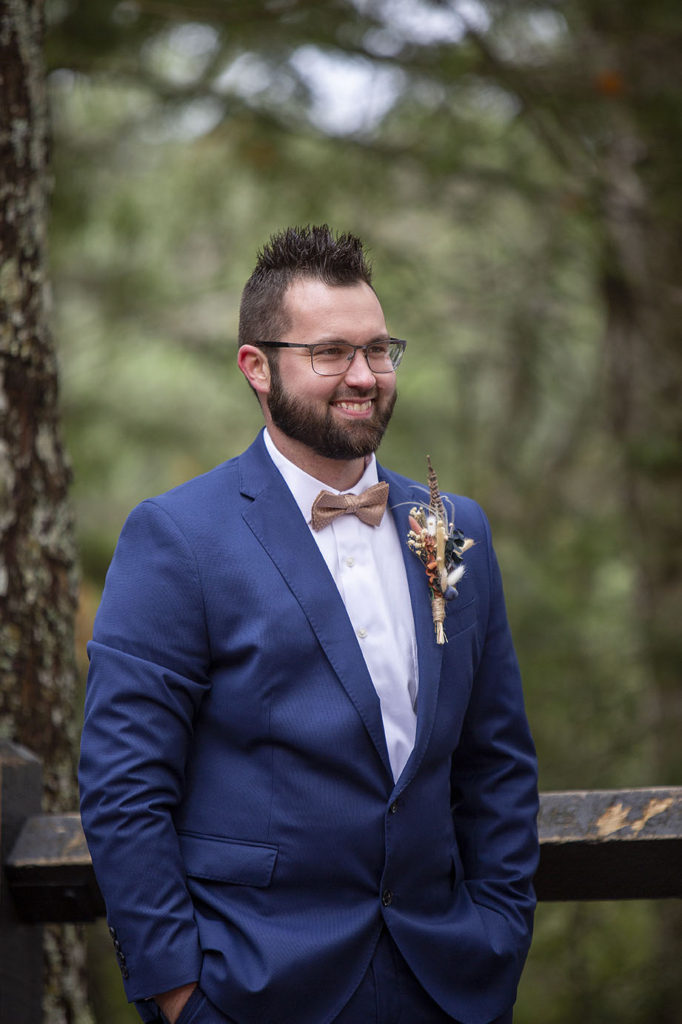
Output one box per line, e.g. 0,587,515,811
389,801,399,814
382,888,393,907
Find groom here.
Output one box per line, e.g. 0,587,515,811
79,225,538,1024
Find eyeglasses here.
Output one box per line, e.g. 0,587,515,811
255,338,407,377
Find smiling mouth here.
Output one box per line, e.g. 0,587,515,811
333,399,374,415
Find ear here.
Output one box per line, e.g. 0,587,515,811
238,345,271,395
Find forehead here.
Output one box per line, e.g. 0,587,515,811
281,278,387,341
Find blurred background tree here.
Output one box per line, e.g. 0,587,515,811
7,0,680,1019
1,2,90,1020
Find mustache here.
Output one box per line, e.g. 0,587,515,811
330,386,378,400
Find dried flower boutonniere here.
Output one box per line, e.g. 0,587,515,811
407,456,474,644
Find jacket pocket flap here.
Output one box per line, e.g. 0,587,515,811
179,832,278,887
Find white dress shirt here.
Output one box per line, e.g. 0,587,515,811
264,430,418,780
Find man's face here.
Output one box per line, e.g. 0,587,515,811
265,279,397,462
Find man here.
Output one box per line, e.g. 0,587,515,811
79,225,538,1024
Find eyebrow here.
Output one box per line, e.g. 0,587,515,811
310,334,391,345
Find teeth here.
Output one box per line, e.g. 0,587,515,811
336,400,372,412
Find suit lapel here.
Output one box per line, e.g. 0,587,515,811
380,467,445,787
238,435,392,779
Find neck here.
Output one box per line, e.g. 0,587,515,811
265,424,368,490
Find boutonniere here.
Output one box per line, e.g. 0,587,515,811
407,456,474,645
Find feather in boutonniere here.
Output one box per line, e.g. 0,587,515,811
407,456,474,644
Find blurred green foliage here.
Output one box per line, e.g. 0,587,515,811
44,1,682,1020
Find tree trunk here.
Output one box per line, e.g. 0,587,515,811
0,1,91,1020
600,119,682,1024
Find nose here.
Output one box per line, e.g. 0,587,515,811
343,347,377,388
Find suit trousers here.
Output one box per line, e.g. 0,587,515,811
156,929,514,1024
331,928,513,1024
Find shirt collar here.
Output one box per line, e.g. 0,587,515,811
263,428,379,526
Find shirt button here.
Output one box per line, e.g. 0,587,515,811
344,556,355,567
382,889,393,907
357,627,368,639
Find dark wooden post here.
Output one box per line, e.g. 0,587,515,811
0,741,43,1023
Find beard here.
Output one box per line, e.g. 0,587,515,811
266,362,397,461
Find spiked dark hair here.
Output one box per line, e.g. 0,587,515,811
238,224,373,346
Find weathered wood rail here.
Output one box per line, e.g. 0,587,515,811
1,740,681,1020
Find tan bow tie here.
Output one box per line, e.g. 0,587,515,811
310,481,389,531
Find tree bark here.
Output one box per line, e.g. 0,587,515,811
0,1,90,1020
599,114,682,1024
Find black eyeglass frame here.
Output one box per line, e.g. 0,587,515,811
254,338,407,376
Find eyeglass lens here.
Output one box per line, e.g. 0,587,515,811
312,341,403,376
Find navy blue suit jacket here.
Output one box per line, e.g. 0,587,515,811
79,432,538,1024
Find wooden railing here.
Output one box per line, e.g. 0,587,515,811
2,740,681,1021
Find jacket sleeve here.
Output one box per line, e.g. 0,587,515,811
79,499,210,1001
450,503,539,962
